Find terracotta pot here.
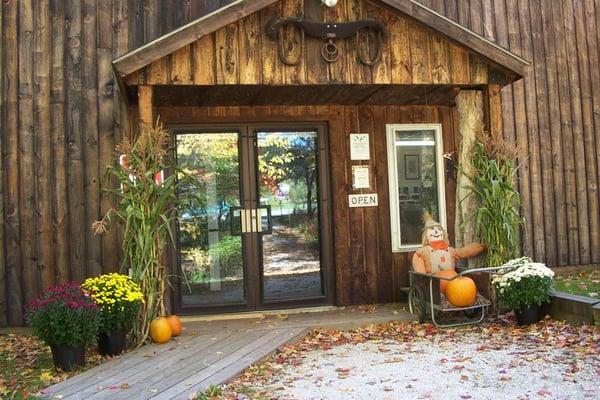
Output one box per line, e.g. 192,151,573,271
97,329,127,356
50,344,86,371
515,304,541,325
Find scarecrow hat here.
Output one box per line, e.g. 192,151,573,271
422,211,443,230
421,211,448,245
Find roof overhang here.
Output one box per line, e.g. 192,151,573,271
113,0,529,83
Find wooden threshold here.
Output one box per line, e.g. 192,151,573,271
180,305,343,322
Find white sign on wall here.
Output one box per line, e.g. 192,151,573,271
350,133,370,160
349,194,379,208
352,166,370,189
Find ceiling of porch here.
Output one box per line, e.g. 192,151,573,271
140,84,471,107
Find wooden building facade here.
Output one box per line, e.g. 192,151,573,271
1,0,599,325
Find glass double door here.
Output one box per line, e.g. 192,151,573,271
175,124,330,312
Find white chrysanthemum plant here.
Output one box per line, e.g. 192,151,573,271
492,257,554,312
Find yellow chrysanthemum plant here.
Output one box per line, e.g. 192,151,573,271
82,273,144,336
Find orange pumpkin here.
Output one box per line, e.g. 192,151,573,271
167,315,182,337
445,276,477,307
435,270,458,294
150,317,172,344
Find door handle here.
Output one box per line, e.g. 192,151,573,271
250,209,258,233
231,207,272,234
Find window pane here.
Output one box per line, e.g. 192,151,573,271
394,129,440,247
176,133,245,307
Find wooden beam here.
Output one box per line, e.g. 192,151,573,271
113,0,278,77
3,0,23,325
378,0,529,78
0,0,6,327
484,84,503,139
138,85,154,126
34,0,55,291
455,90,485,268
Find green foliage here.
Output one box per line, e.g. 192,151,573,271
96,122,201,346
25,283,99,348
196,385,222,399
258,133,318,214
553,269,600,297
294,217,320,248
184,236,243,284
493,257,554,310
497,275,553,311
462,139,524,267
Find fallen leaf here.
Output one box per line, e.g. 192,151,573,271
39,372,53,385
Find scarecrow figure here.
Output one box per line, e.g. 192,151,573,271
412,212,486,274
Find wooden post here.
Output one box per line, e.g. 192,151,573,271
138,85,154,127
82,0,102,278
51,0,70,284
34,0,55,291
0,0,6,327
455,90,484,268
3,0,23,325
19,0,39,306
484,84,503,140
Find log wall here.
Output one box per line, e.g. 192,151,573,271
124,0,498,87
2,0,600,324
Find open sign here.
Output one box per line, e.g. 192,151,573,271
348,194,378,208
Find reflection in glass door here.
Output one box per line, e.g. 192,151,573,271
256,130,324,302
176,132,246,307
174,124,330,312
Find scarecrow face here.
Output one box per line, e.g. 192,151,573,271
426,226,445,243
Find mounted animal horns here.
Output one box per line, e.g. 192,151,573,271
266,17,389,66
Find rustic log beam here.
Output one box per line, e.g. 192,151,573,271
455,90,484,268
3,0,23,325
19,0,39,306
484,84,503,140
82,0,102,278
50,0,70,283
138,85,154,127
34,0,55,291
0,0,6,327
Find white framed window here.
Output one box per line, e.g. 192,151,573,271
386,124,447,252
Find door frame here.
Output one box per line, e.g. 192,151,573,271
168,122,335,315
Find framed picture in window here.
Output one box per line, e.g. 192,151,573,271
404,154,420,180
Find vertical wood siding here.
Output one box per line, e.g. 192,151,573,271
1,0,600,324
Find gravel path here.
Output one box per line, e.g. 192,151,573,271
235,325,600,400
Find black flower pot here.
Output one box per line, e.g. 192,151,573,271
50,344,86,371
515,304,541,325
97,329,127,356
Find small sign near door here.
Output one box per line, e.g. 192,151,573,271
349,193,379,208
352,166,370,189
350,133,370,160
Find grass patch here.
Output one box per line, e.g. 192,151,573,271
554,269,600,298
0,334,104,399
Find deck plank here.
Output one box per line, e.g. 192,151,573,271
167,327,307,400
95,330,262,400
45,333,223,398
44,333,201,395
72,332,243,400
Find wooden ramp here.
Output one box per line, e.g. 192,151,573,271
42,327,306,400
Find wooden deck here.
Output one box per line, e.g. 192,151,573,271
41,327,305,400
41,305,412,399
